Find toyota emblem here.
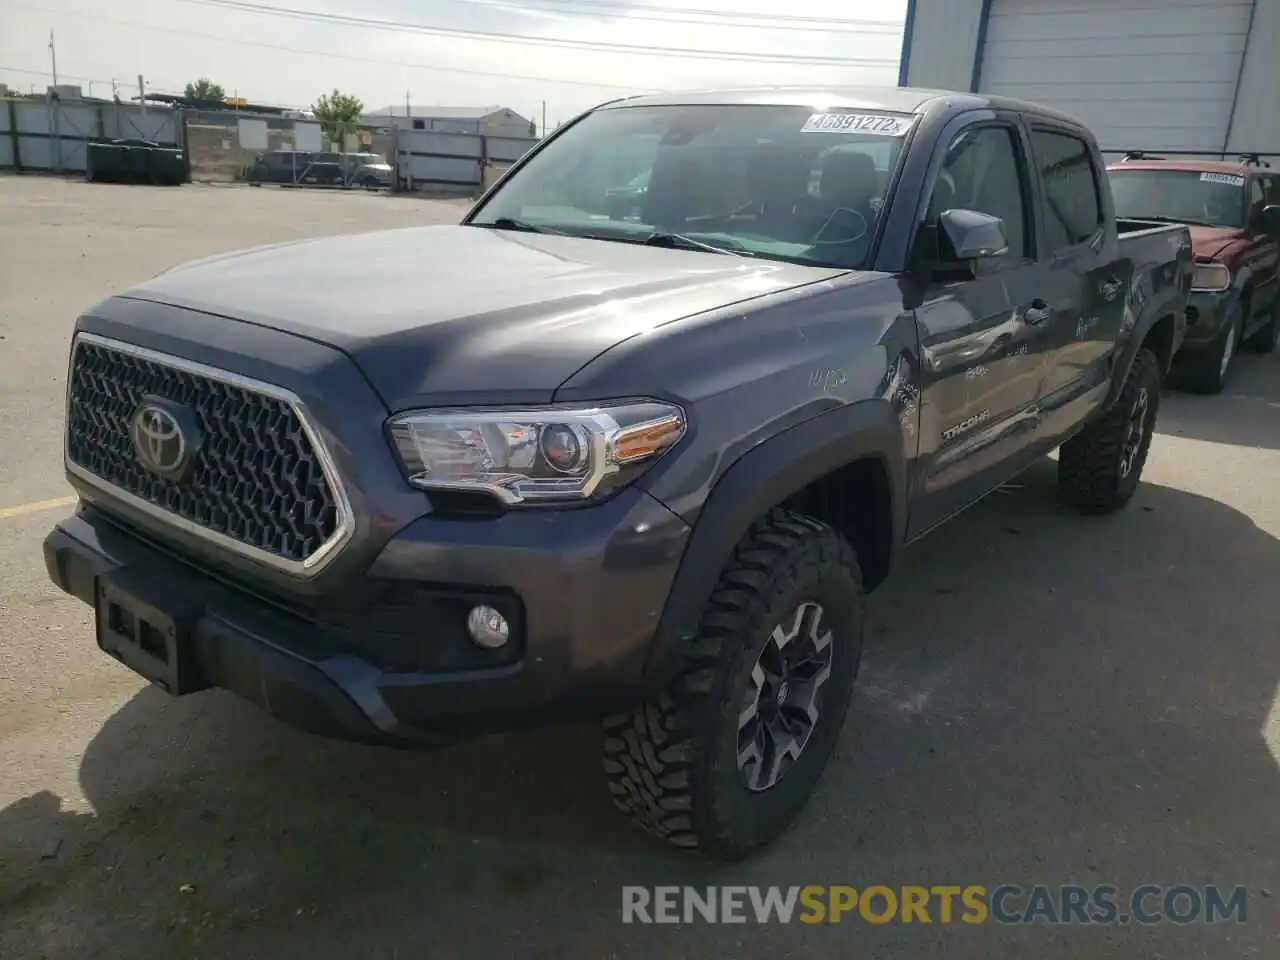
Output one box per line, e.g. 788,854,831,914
129,398,200,480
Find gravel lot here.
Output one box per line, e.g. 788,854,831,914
1,174,1278,959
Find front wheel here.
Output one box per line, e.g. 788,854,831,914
1058,347,1161,514
602,509,863,861
1179,306,1242,394
1244,299,1279,354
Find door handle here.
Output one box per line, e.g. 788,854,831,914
1025,300,1052,325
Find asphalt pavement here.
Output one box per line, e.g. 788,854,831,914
1,175,1278,959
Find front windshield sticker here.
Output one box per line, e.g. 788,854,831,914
800,113,912,136
1200,172,1245,187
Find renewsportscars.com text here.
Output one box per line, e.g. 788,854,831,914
621,885,1249,926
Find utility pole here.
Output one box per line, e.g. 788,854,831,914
138,74,146,115
48,30,58,87
405,89,411,118
541,100,547,138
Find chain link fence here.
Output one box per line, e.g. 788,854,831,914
184,112,394,184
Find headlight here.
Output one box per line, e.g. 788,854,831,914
1191,262,1230,292
388,401,686,505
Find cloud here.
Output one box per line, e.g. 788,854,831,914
1,0,907,122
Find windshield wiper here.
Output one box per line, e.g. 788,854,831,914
643,232,747,257
483,217,568,235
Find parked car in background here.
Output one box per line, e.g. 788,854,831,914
246,151,392,190
1107,154,1280,393
46,86,1190,861
337,152,394,189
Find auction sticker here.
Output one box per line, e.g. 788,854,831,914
801,113,912,136
1200,172,1245,186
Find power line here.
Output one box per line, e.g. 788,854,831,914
163,0,898,66
463,0,904,29
6,3,665,92
0,62,184,93
419,0,903,35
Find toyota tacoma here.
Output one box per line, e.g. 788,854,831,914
45,86,1192,861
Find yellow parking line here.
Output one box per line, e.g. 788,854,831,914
0,495,78,520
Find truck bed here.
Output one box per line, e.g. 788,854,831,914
1116,216,1190,241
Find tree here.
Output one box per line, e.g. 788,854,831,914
184,78,225,102
312,89,365,147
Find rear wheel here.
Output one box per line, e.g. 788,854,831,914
1058,347,1161,514
602,509,863,861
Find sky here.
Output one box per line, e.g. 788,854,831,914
0,0,908,128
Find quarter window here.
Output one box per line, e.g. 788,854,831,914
1033,130,1104,252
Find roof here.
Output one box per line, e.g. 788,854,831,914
365,105,516,120
598,85,1090,129
1107,158,1267,175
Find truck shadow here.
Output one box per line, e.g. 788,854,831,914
1157,353,1280,451
2,465,1278,958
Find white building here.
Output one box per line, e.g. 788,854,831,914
899,0,1280,158
361,105,536,139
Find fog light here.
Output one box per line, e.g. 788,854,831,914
466,605,510,648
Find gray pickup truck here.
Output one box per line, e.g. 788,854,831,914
45,85,1191,861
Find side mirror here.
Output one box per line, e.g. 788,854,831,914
1253,204,1280,237
939,208,1010,261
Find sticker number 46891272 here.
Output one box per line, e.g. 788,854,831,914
801,113,912,136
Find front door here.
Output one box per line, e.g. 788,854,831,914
908,118,1056,538
1242,174,1280,337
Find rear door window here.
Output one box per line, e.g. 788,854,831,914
1031,129,1104,253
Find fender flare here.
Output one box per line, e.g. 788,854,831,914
645,399,907,680
1232,266,1257,312
1103,268,1200,412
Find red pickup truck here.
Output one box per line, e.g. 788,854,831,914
1107,155,1280,393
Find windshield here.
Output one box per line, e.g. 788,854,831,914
1108,169,1246,228
468,103,915,269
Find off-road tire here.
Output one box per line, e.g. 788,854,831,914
1058,347,1161,514
602,508,863,862
1179,304,1242,394
1244,299,1279,354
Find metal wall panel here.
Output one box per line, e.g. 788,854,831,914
900,0,986,91
1227,0,1280,154
1,99,181,172
486,135,537,163
394,128,537,191
977,0,1255,153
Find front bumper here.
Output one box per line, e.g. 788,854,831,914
45,490,690,748
1181,288,1237,350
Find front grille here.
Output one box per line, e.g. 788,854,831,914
66,336,345,568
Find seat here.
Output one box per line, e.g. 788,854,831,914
640,150,709,230
743,143,808,237
795,150,881,244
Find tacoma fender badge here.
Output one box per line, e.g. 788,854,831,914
941,409,991,442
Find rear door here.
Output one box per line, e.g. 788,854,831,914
908,112,1056,536
1025,123,1130,439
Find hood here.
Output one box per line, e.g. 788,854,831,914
1188,225,1247,262
124,224,845,408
